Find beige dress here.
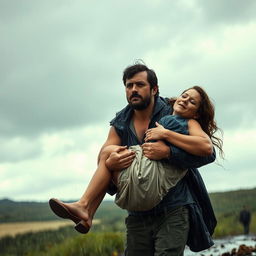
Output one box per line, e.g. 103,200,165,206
115,145,187,211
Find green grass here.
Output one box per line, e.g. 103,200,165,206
1,213,255,256
213,212,256,238
0,228,124,256
1,188,256,255
35,232,124,256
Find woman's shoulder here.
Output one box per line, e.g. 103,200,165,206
159,115,188,132
160,115,188,125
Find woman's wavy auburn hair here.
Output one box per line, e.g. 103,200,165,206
169,86,224,158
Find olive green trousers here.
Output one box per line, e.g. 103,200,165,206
124,206,189,256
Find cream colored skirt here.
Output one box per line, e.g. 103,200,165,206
115,145,187,211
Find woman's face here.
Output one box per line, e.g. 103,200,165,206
173,89,201,119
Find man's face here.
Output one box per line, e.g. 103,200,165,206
125,71,157,110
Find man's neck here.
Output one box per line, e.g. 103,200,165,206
131,100,155,143
133,101,155,121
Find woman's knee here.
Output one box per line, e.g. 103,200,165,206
100,145,119,160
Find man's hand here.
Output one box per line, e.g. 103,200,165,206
106,146,135,171
142,140,170,160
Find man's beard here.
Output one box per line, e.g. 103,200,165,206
128,93,151,110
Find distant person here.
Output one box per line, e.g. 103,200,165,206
239,205,251,235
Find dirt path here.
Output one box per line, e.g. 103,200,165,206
0,220,73,238
0,219,101,238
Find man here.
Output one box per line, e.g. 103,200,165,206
239,205,251,235
102,63,216,255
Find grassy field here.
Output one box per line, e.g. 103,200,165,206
0,220,72,238
0,219,100,238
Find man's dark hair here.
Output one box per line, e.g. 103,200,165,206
122,63,159,97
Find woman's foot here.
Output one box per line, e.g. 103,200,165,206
49,198,92,234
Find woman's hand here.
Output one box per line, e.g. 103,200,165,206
145,122,167,142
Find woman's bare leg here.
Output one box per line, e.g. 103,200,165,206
49,145,128,233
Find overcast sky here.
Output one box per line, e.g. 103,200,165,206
1,0,256,202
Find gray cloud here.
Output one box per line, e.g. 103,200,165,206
0,136,42,163
0,0,255,139
0,0,256,200
197,0,256,24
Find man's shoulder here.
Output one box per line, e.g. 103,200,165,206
153,96,172,116
109,104,131,128
156,96,170,107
